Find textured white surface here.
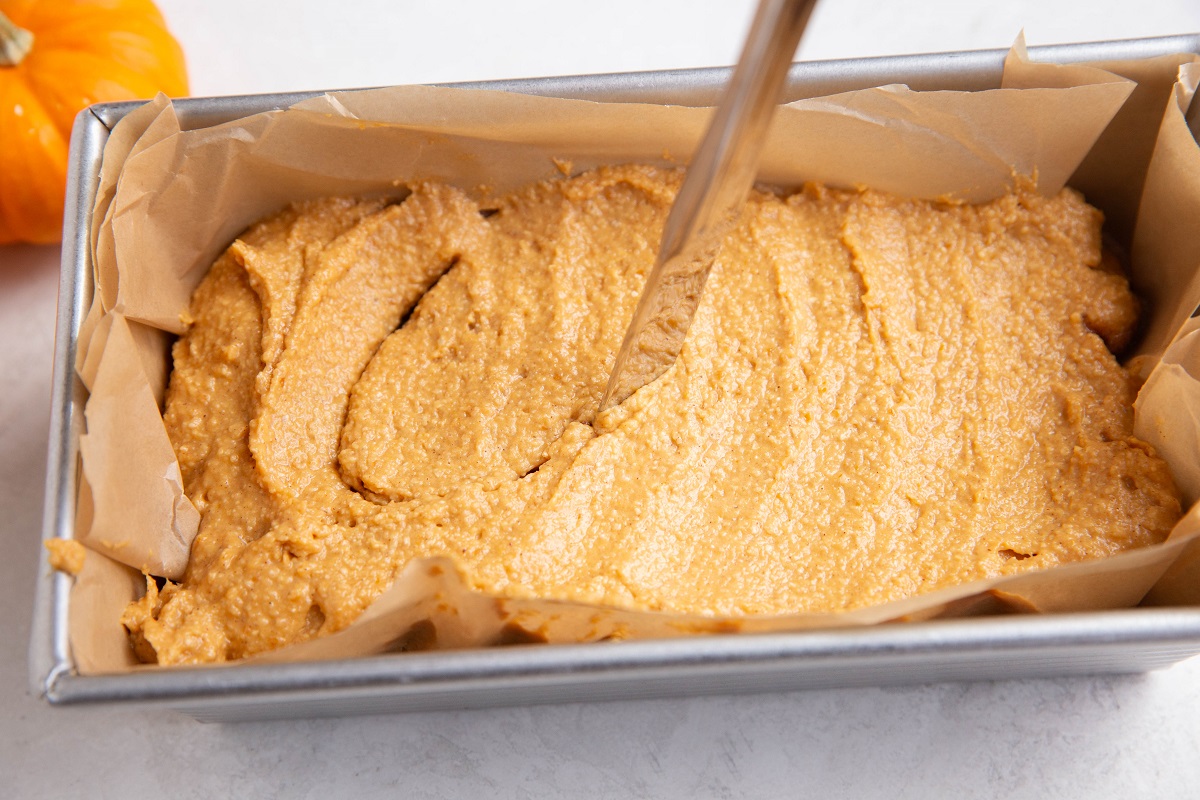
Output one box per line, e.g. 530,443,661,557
5,1,1200,796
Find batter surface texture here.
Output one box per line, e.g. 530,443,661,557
124,165,1181,665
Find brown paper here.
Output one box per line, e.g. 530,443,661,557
67,550,144,674
1068,52,1198,248
1137,320,1200,506
1131,61,1200,367
68,42,1200,673
76,95,179,387
77,312,198,578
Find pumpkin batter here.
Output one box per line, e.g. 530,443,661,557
123,165,1181,665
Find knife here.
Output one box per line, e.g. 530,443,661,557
598,0,819,411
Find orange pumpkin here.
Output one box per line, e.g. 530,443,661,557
0,0,187,244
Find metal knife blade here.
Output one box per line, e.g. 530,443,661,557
598,0,818,411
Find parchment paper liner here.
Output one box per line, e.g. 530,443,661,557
64,40,1200,672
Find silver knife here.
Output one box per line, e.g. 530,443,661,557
598,0,819,411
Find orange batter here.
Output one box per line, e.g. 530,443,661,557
123,165,1181,665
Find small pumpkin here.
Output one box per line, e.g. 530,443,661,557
0,0,187,244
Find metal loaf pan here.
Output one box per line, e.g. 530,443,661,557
31,35,1200,722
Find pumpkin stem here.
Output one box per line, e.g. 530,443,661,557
0,10,34,67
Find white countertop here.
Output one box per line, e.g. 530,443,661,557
5,1,1200,796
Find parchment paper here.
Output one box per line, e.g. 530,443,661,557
66,41,1200,672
